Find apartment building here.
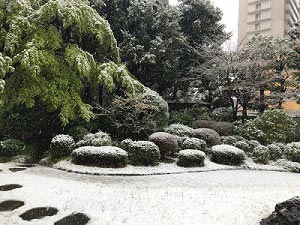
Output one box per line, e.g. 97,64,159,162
238,0,300,47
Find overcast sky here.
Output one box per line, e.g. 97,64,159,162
169,0,239,48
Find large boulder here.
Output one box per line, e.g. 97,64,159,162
210,145,245,166
193,120,234,136
177,150,206,167
194,128,221,146
261,196,300,225
71,146,128,168
149,132,178,158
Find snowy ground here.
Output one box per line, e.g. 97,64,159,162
1,163,300,225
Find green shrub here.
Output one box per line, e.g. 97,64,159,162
149,132,178,158
234,141,251,155
92,88,169,140
235,110,297,144
72,146,128,168
165,124,195,137
182,138,207,152
193,120,234,136
50,135,75,160
221,136,237,145
284,142,300,163
252,145,270,164
194,128,221,146
247,140,261,150
76,131,112,147
67,126,89,142
127,141,160,166
120,139,133,151
210,145,245,166
177,150,206,167
0,139,25,157
267,144,283,161
169,111,194,126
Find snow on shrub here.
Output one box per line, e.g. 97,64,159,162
50,135,75,159
0,139,25,157
120,139,133,151
194,128,221,146
221,136,237,145
175,136,189,150
267,144,283,161
76,131,112,147
252,145,270,164
210,145,245,166
284,142,300,163
149,132,178,158
247,140,261,150
182,138,207,152
177,150,206,167
193,120,234,136
72,146,128,168
164,124,195,137
234,141,251,155
127,141,160,166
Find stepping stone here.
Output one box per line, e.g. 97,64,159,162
0,184,23,191
0,200,24,211
19,207,58,221
54,213,90,225
9,168,27,172
17,164,35,168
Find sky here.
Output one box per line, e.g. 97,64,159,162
169,0,239,48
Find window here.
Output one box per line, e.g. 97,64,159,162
255,13,261,21
255,23,261,30
256,3,261,10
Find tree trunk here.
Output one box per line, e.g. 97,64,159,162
258,88,266,113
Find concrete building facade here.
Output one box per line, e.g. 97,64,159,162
238,0,300,47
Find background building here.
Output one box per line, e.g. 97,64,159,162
238,0,300,47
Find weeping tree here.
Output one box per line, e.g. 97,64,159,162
0,0,166,153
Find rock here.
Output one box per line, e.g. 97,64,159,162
261,196,300,225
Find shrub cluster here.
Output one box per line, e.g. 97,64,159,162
193,120,234,136
76,131,112,147
177,150,206,167
284,142,300,163
126,141,160,166
67,126,89,142
50,135,75,160
251,145,270,164
182,138,207,152
0,139,25,157
72,146,128,168
210,145,245,166
165,124,195,137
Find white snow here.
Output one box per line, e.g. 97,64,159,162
1,163,300,225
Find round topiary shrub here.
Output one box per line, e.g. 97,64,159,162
210,145,245,166
0,139,25,157
127,141,160,166
71,146,128,168
194,128,221,146
50,135,75,160
67,126,89,142
120,139,133,151
177,150,206,167
267,144,283,161
284,142,300,163
164,124,195,137
252,145,270,164
175,136,189,150
193,120,234,136
182,138,207,152
149,132,178,158
76,131,112,147
234,141,251,155
221,136,237,145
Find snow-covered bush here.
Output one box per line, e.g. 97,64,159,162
284,142,300,163
194,128,221,146
234,141,251,155
120,139,133,151
210,145,245,166
182,138,207,152
247,140,261,150
67,126,89,142
252,145,270,164
193,120,234,136
72,146,128,168
76,131,112,147
176,136,189,149
149,132,178,158
177,150,206,167
50,135,75,159
127,141,160,166
164,124,195,137
0,139,25,157
221,136,237,145
267,144,283,161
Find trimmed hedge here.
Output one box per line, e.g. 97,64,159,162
127,141,160,166
252,145,270,164
50,135,75,160
177,150,206,167
284,142,300,163
193,120,234,136
165,124,195,137
72,146,128,168
182,138,207,152
194,128,221,146
76,131,112,147
149,132,178,158
210,145,245,166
